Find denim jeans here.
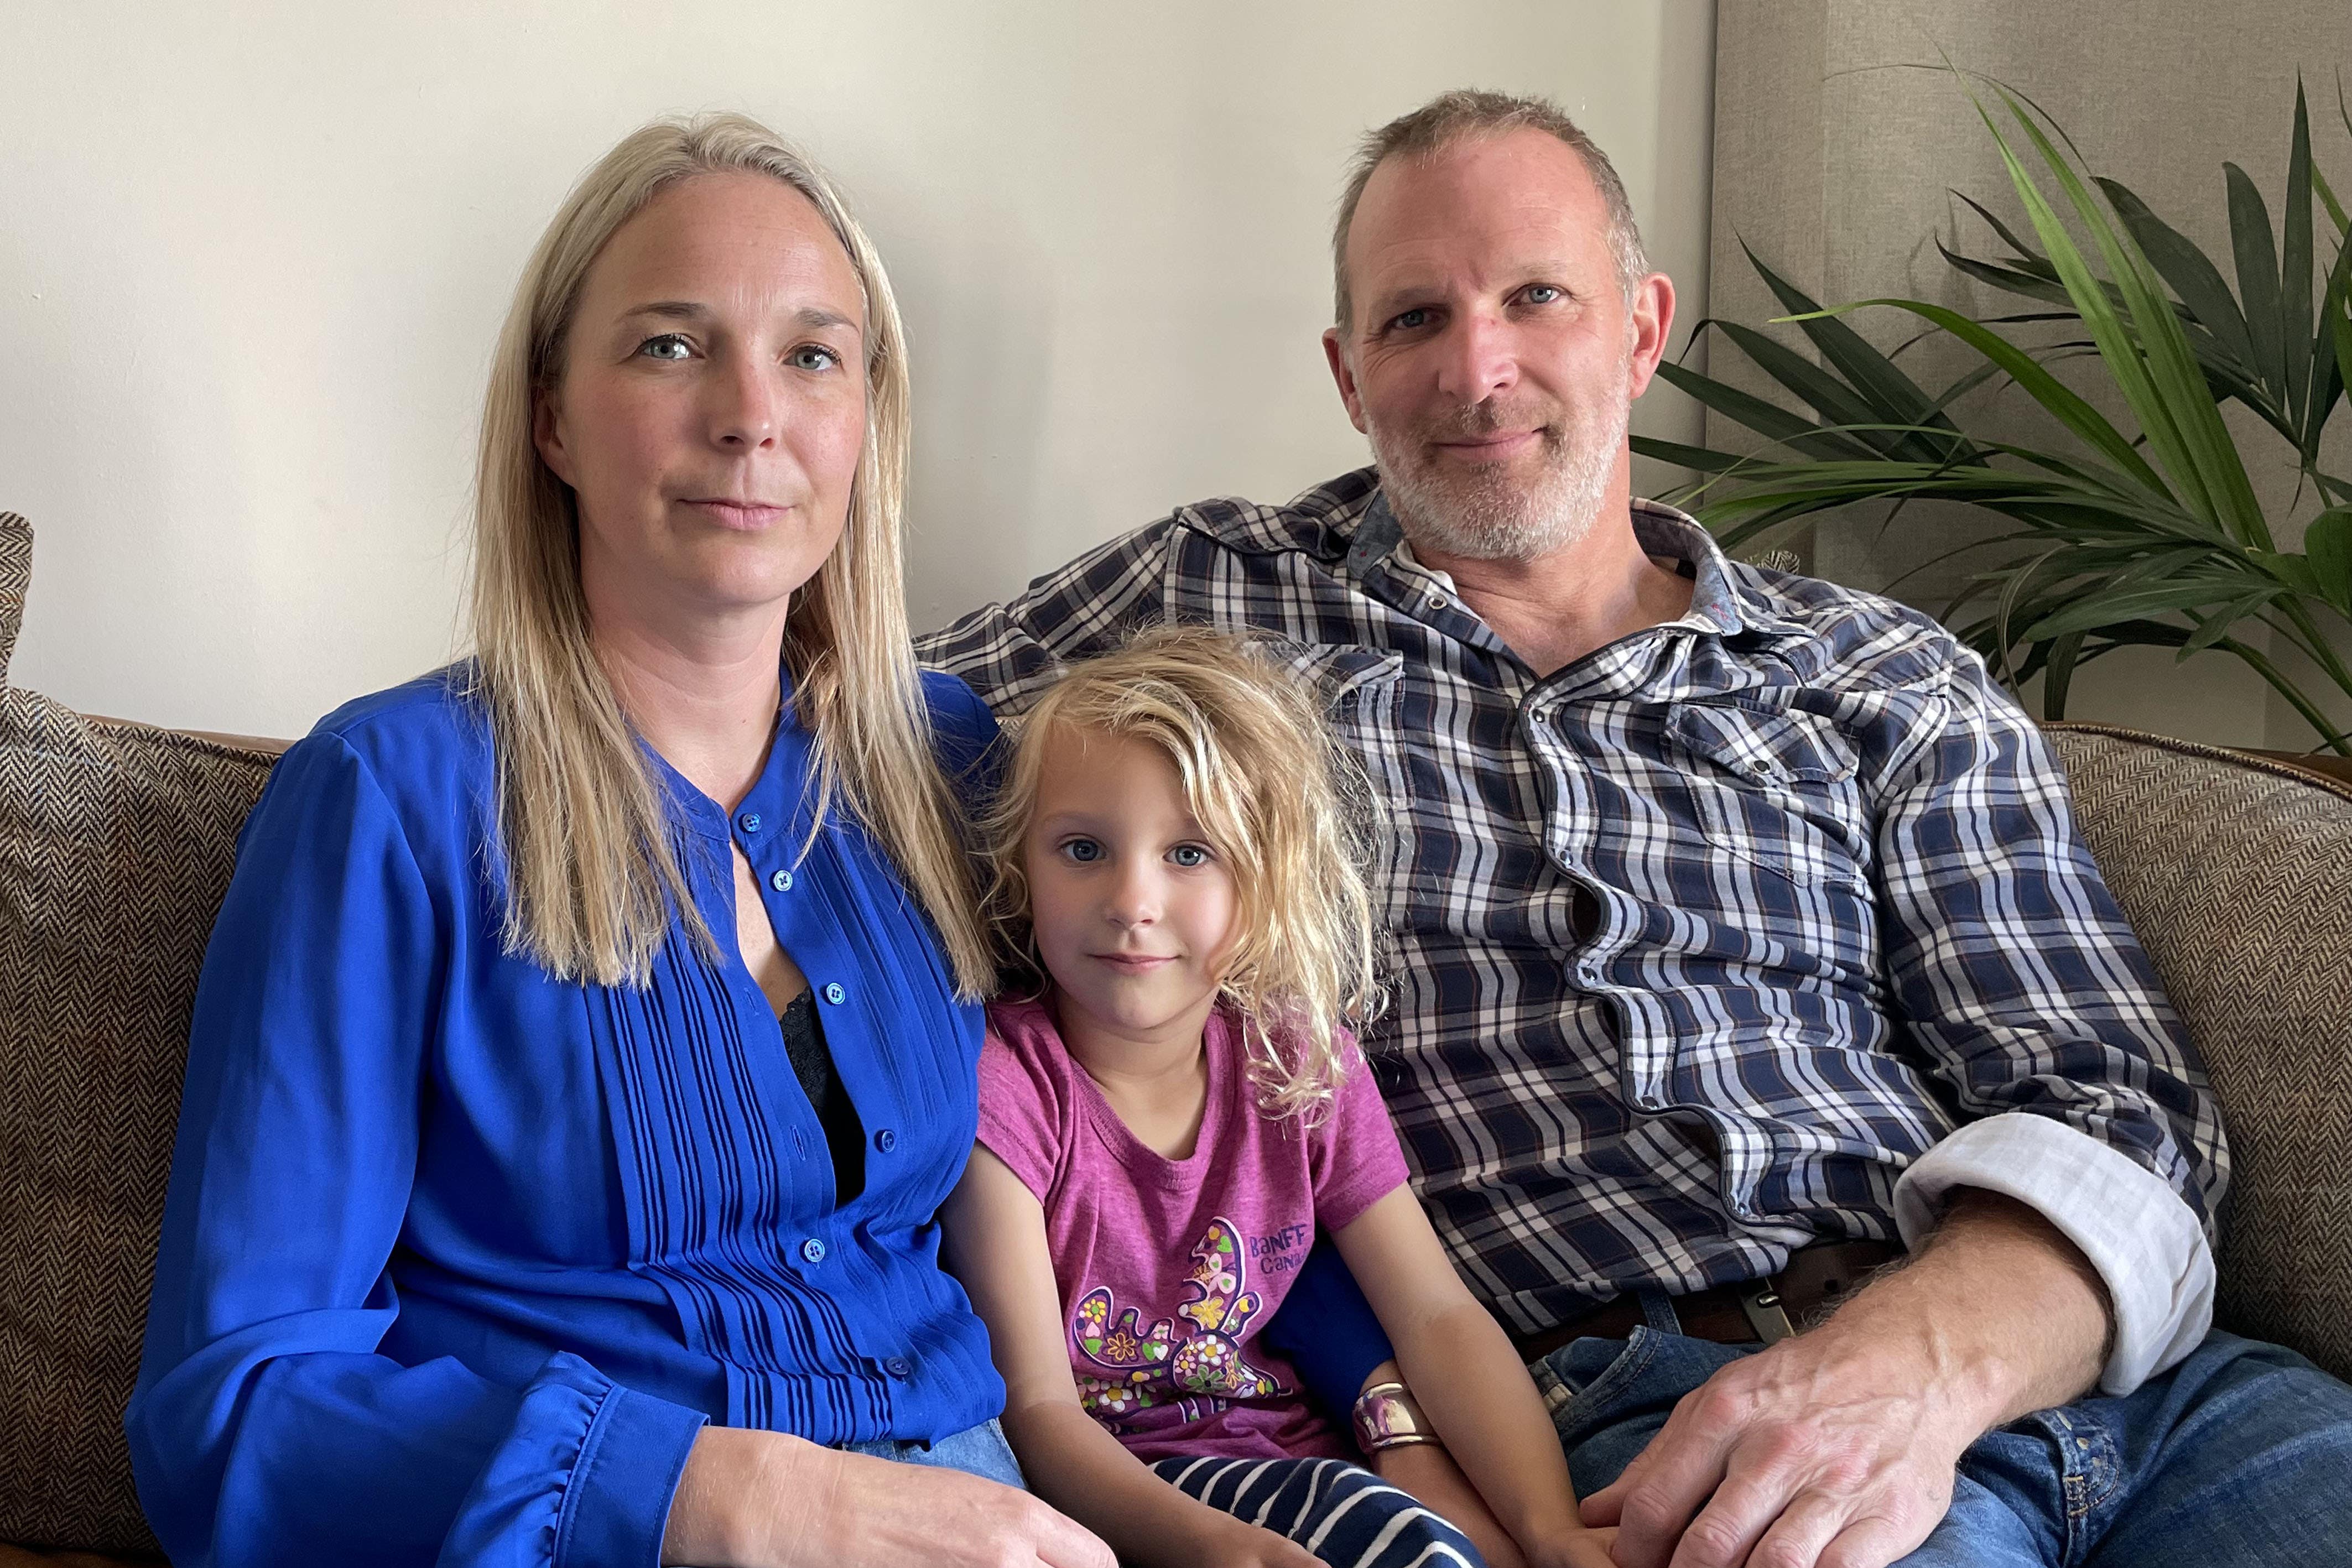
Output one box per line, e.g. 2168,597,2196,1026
1537,1326,2352,1565
837,1415,1029,1489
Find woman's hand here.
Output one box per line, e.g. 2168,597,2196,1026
663,1427,1115,1568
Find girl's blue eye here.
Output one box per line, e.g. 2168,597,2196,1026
637,334,693,361
1169,844,1211,868
1063,838,1103,864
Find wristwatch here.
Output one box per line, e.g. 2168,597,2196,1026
1351,1379,1438,1452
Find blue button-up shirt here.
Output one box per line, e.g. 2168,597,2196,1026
128,665,1003,1567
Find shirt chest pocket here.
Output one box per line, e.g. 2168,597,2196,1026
1665,701,1873,893
1271,644,1404,713
1260,642,1413,916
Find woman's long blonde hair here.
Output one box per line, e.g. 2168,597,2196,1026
975,627,1387,1122
467,112,991,994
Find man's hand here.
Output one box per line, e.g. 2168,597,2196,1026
1579,1192,2111,1568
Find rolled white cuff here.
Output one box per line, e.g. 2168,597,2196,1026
1892,1112,2214,1394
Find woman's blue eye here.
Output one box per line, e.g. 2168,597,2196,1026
637,334,693,361
1063,838,1103,864
789,345,842,372
1169,845,1211,868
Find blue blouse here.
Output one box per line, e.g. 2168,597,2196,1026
127,665,1005,1567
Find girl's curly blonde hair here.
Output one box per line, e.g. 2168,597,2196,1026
976,625,1388,1123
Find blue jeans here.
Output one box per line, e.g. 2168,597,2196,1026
838,1416,1029,1489
1537,1326,2352,1565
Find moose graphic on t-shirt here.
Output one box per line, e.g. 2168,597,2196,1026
1071,1216,1287,1424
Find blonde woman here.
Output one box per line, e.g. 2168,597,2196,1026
940,629,1615,1568
126,116,1111,1568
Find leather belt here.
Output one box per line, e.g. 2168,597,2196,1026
1507,1240,1904,1363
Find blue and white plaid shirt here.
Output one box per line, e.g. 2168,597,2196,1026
919,467,2227,1390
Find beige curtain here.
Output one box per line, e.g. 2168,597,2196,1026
1705,0,2352,748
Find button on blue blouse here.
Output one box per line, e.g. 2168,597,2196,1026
127,664,1003,1567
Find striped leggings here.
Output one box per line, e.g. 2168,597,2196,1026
1152,1455,1487,1568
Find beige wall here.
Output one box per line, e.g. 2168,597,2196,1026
1709,0,2352,750
0,0,1719,738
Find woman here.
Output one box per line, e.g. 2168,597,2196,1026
125,114,1111,1568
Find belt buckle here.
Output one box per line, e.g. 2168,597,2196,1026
1736,1279,1796,1344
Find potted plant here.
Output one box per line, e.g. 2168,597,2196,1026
1640,75,2352,756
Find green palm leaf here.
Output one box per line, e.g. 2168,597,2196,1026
1646,70,2352,750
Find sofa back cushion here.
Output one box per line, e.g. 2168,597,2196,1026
0,514,282,1553
2047,722,2352,1382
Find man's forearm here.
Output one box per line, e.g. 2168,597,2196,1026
1835,1186,2112,1430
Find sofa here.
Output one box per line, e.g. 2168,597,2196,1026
4,508,2349,1564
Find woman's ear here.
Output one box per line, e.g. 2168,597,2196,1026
532,386,576,487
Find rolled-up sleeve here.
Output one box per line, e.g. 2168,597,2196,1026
126,734,705,1567
1873,657,2228,1392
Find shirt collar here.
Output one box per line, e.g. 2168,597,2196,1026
1344,487,1807,644
1629,500,1809,642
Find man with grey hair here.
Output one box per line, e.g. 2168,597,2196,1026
922,88,2352,1568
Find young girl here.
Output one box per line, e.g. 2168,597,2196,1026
941,627,1616,1568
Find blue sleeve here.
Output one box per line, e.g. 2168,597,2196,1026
125,733,705,1568
1259,1233,1396,1417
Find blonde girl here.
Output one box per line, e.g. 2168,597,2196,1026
943,627,1617,1568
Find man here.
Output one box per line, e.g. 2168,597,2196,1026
920,90,2352,1567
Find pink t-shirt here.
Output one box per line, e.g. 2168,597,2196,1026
976,996,1411,1463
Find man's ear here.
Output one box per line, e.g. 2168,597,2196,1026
532,385,576,488
1322,327,1368,435
1625,271,1677,401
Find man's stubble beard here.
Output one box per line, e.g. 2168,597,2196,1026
1364,342,1635,565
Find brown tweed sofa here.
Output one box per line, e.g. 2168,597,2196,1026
4,508,2349,1564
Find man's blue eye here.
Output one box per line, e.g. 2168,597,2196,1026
1524,284,1563,305
1170,845,1210,868
638,335,692,361
1064,838,1103,864
1392,308,1431,331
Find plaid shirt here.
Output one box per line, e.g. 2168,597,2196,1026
918,467,2226,1338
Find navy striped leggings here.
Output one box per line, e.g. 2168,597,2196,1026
1152,1455,1487,1568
